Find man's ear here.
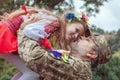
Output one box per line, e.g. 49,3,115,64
86,53,98,59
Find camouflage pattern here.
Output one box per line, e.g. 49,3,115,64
92,33,111,64
18,25,92,80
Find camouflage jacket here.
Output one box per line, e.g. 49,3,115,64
18,26,92,80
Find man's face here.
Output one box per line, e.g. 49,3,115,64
65,22,85,42
70,36,97,57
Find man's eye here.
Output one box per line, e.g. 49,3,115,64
76,29,79,33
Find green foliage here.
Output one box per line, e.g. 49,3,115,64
0,0,24,15
91,25,105,34
81,0,108,17
108,29,120,53
91,27,120,80
91,25,120,54
1,0,120,80
93,51,120,80
116,29,120,36
112,51,120,58
0,0,108,16
0,58,17,80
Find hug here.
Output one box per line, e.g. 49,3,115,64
0,6,111,80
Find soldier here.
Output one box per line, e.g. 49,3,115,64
18,11,111,80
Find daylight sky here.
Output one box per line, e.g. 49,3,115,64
73,0,120,31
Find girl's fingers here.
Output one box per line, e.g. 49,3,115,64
32,15,41,22
26,7,38,14
56,50,70,55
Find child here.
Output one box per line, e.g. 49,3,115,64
22,10,74,62
22,10,96,63
17,14,111,80
0,6,40,80
57,11,96,58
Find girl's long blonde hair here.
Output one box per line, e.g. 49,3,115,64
58,11,86,50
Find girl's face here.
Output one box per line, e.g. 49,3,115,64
65,22,85,42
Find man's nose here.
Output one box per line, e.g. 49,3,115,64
74,33,79,39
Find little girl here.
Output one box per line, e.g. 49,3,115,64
0,6,40,80
22,10,73,62
58,11,93,57
22,10,94,63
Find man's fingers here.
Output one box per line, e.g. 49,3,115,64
56,50,70,54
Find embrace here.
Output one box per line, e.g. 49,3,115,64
0,6,111,80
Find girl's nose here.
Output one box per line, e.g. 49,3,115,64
80,36,86,40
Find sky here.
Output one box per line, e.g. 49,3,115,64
73,0,120,31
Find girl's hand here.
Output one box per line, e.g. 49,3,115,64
55,49,70,56
25,6,38,15
8,6,38,19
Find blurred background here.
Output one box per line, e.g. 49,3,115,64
0,0,120,80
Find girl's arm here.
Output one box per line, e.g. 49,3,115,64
22,13,54,39
38,11,57,21
22,14,59,50
23,21,53,50
23,23,45,41
7,7,38,19
23,18,52,41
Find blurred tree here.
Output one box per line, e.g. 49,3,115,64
1,0,116,80
91,25,105,34
0,58,18,80
93,51,120,80
108,29,120,53
91,25,120,54
116,29,120,37
81,0,108,16
0,0,108,16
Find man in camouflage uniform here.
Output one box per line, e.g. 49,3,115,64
18,24,111,80
18,25,92,80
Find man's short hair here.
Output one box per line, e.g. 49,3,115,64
91,33,111,68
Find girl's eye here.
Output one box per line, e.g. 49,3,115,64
92,46,98,52
86,38,90,41
69,33,74,36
